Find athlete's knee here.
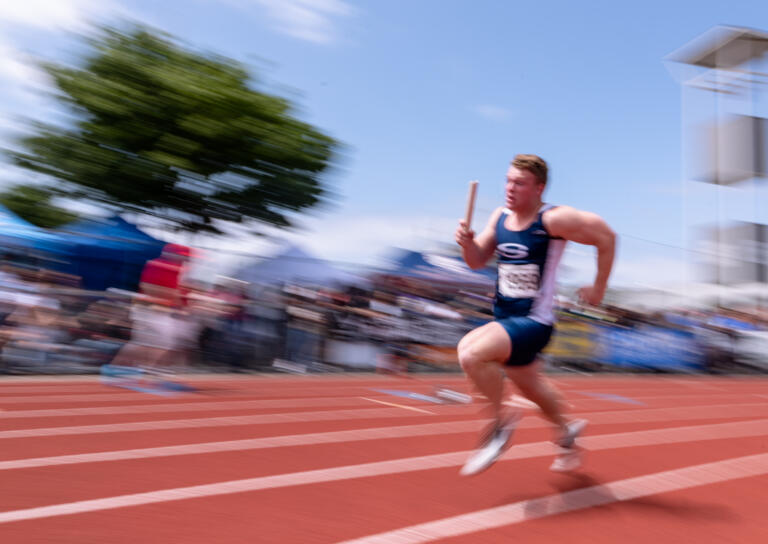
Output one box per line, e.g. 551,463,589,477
457,337,480,372
457,340,487,372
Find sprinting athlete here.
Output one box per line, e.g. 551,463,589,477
455,154,616,475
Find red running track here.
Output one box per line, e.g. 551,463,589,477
0,373,767,543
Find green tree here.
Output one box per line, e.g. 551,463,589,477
0,185,79,228
8,26,339,233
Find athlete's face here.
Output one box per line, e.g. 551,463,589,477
505,166,544,210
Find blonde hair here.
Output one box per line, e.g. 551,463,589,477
511,154,548,185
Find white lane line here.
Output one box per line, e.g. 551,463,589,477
0,386,117,394
3,400,768,440
505,394,540,409
571,393,752,402
0,380,462,392
0,395,419,408
0,390,457,404
0,390,754,405
3,416,768,472
336,452,768,544
670,379,726,391
0,406,468,439
5,414,768,472
0,396,434,419
0,419,766,524
359,397,433,414
0,420,476,470
0,393,154,403
0,389,759,417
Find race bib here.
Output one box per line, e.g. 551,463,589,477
498,263,540,298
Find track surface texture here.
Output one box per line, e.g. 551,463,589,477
1,373,767,543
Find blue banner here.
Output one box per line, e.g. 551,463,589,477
596,324,705,371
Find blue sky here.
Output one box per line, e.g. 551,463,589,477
1,1,767,287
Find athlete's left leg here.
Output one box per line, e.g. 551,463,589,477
505,358,567,431
506,358,586,471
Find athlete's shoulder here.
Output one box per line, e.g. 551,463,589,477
542,204,573,216
483,207,506,228
541,203,565,223
490,206,507,218
542,205,581,221
543,205,609,240
542,205,579,238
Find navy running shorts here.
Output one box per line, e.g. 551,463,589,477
494,315,554,367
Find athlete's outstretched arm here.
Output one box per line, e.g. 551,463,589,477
455,207,503,270
544,206,616,305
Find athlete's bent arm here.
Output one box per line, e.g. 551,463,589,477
455,207,503,270
544,206,616,305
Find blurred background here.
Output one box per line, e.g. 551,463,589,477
0,2,767,377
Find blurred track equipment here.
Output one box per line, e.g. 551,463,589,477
433,386,472,404
101,364,194,394
271,359,308,374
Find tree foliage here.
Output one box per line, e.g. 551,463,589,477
8,26,339,233
0,185,78,228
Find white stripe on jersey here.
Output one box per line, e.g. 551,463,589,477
529,237,567,325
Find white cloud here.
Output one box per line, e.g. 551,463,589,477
220,0,354,44
560,245,688,289
472,104,514,122
140,210,695,292
614,256,688,288
145,212,460,281
0,39,53,97
0,44,40,86
0,0,130,104
285,214,458,264
0,0,117,31
241,213,457,265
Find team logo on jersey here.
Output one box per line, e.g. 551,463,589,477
497,243,529,259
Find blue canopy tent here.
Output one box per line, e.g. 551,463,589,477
55,216,166,291
0,204,74,269
234,244,369,293
381,248,495,288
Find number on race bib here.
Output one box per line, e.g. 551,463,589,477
498,263,540,298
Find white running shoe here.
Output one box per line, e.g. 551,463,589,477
556,419,588,449
460,414,520,476
549,448,583,473
550,419,588,473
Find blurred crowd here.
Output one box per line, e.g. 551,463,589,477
1,248,768,377
0,256,474,375
548,300,768,375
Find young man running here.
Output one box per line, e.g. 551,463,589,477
455,154,616,475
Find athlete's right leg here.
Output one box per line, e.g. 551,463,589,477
457,322,512,420
457,323,522,476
